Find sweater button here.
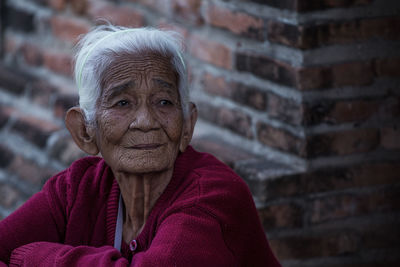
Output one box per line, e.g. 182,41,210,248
129,239,138,252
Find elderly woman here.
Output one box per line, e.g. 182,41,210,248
0,25,281,267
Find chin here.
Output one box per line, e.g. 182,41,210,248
114,148,177,174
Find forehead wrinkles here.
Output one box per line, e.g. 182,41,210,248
100,52,177,92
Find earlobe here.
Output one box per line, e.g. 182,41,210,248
65,107,99,155
179,102,198,153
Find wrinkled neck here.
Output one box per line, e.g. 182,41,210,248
115,169,173,243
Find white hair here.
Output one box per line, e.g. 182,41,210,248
74,24,189,125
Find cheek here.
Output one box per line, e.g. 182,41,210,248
97,111,128,144
160,113,184,143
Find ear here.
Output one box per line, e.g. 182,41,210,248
65,107,99,155
179,102,198,153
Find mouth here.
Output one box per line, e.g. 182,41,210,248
128,143,164,150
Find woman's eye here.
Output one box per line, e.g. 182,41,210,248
116,100,129,106
159,100,173,106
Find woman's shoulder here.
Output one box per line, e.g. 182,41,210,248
186,147,251,194
175,146,254,211
44,156,113,199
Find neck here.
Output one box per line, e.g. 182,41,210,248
115,169,173,244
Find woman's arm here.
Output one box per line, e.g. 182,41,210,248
0,163,129,267
8,242,129,267
5,207,235,267
131,207,237,267
0,190,61,264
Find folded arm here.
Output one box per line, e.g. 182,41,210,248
131,206,237,267
8,243,129,267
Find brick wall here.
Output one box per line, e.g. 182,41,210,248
0,0,399,266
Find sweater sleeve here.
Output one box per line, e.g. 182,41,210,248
8,242,129,267
131,206,237,267
0,188,61,264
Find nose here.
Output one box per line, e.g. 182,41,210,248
129,102,159,132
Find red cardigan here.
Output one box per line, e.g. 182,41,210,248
0,146,281,267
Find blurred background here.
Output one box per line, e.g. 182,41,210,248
0,0,399,266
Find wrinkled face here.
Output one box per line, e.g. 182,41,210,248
94,52,184,174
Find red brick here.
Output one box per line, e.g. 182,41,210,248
241,86,267,111
50,15,91,44
189,33,232,69
255,0,373,12
361,16,400,41
351,162,400,187
268,20,367,49
328,20,366,44
360,222,400,250
267,93,304,125
0,144,15,168
0,183,20,209
305,99,381,125
0,106,12,128
331,61,374,87
296,61,374,90
201,72,232,98
266,20,309,49
375,58,400,77
310,188,400,224
269,231,359,260
29,80,57,107
262,162,400,200
219,107,253,139
87,1,144,28
312,0,372,9
48,0,67,11
258,202,303,229
21,42,43,66
331,99,380,123
54,94,79,118
8,156,56,186
5,6,35,33
70,0,88,14
201,72,267,111
257,122,305,155
311,194,360,223
12,113,61,148
0,114,7,127
206,4,265,41
43,49,73,77
298,0,372,12
0,64,33,95
30,0,47,6
47,134,88,166
171,0,203,25
268,16,400,48
157,21,190,40
191,135,255,167
381,126,400,150
127,0,171,16
236,57,374,93
296,66,330,90
197,102,253,138
306,128,380,157
237,53,375,90
378,96,400,120
4,33,20,54
237,52,296,87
